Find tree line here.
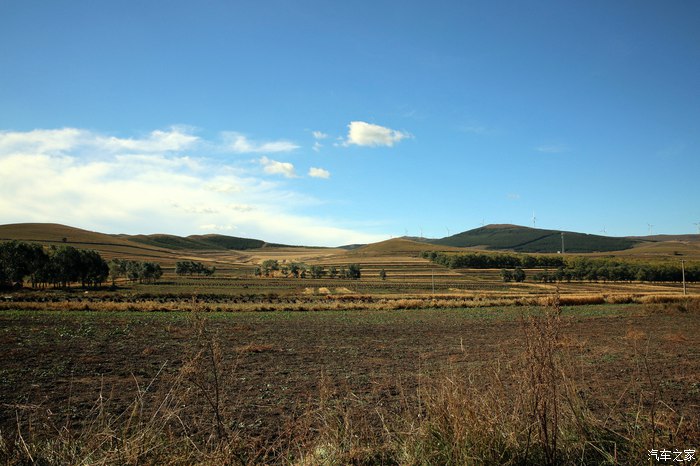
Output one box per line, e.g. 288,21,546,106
423,250,699,283
255,260,361,280
539,257,700,283
176,261,216,276
108,258,163,285
421,251,565,269
0,240,163,289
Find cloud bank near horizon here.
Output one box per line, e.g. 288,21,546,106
0,127,385,246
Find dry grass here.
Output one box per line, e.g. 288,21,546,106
2,296,698,465
2,293,699,315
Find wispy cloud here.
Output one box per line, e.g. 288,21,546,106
308,167,330,179
0,126,200,155
535,144,570,154
0,127,387,246
344,121,412,147
311,131,329,152
222,132,299,153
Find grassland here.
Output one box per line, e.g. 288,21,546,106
1,223,700,464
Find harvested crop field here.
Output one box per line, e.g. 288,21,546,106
1,302,699,464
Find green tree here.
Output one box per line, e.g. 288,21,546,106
261,259,280,277
501,268,513,282
379,268,387,280
78,249,109,288
49,245,82,288
347,263,361,280
309,265,325,279
513,266,526,282
108,259,127,286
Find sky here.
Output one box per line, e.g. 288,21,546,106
1,0,699,246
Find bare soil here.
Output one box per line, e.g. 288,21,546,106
1,303,699,455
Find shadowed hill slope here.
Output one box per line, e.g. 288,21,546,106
350,238,463,257
430,224,640,253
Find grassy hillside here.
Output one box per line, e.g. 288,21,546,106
124,234,215,251
127,233,277,251
0,223,138,246
188,234,266,250
0,223,182,262
351,238,463,256
431,224,640,253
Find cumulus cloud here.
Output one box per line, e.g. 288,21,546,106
345,121,411,147
223,132,299,153
312,131,328,140
0,127,390,246
259,156,297,178
308,167,330,179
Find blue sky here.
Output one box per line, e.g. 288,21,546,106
1,1,699,246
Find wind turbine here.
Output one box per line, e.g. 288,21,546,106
694,222,700,234
446,227,451,237
647,223,654,235
600,226,607,235
532,211,537,228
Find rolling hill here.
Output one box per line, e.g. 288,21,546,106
3,223,698,260
124,233,268,251
429,224,641,253
350,238,463,256
0,223,290,258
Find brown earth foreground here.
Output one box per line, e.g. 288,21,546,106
1,302,699,464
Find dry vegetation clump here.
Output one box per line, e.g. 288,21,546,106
603,293,640,304
556,294,606,306
2,291,699,314
642,296,700,316
389,297,604,465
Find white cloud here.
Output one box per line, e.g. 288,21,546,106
259,156,297,178
312,131,329,140
223,132,299,153
0,128,85,154
100,128,199,153
345,121,411,147
0,127,199,156
308,167,330,179
0,127,389,246
228,203,254,212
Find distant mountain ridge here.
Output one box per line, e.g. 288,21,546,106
2,222,698,256
427,224,640,253
0,223,291,253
